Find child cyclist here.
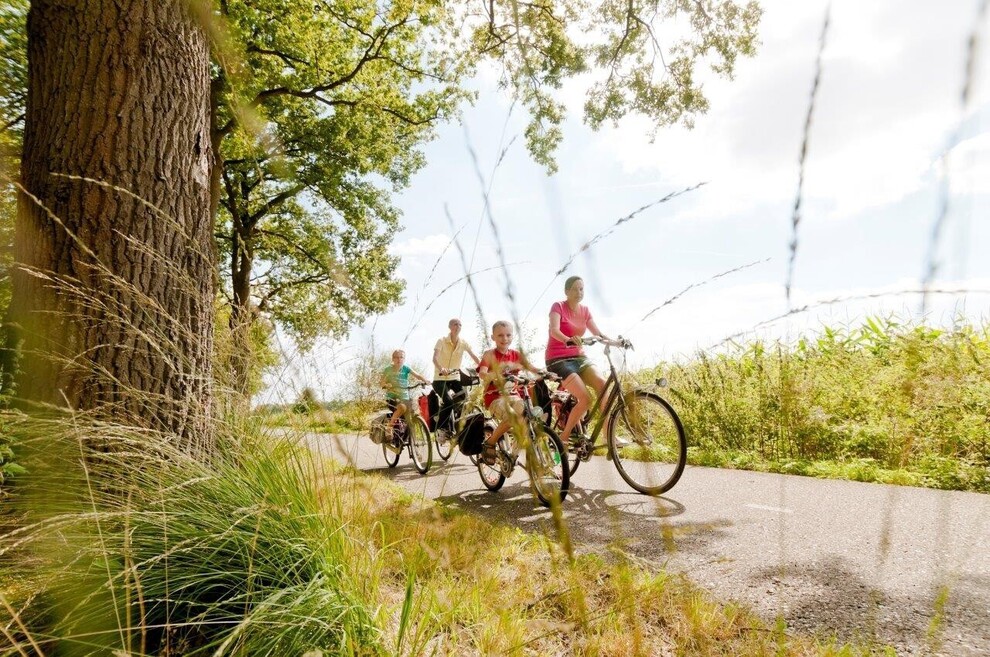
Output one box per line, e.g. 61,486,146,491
380,349,430,440
477,321,544,465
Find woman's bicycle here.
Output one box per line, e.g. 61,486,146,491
551,336,686,495
369,384,433,474
476,372,570,508
432,368,484,462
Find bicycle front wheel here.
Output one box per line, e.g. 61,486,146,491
607,391,686,495
477,426,505,491
527,422,569,507
408,416,433,474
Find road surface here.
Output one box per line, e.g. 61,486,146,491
304,431,990,656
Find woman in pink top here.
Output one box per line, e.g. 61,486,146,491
545,275,612,445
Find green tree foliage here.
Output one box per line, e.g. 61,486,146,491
213,0,472,365
467,0,762,169
0,0,26,316
0,0,762,396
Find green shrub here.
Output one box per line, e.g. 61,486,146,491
650,317,990,492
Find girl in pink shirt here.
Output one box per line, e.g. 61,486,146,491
545,276,612,445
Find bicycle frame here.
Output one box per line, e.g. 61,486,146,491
561,342,628,449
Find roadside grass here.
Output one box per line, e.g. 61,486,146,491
0,415,896,656
269,318,990,494
646,317,990,493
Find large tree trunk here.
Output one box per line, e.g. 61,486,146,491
10,0,216,451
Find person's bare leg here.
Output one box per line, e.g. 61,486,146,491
581,367,607,416
388,402,406,433
559,374,590,445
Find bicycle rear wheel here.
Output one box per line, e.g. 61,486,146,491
408,416,433,474
607,391,686,495
527,422,569,507
382,439,400,468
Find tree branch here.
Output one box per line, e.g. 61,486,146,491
247,183,307,226
246,44,311,68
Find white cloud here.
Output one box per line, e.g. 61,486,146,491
390,234,453,258
804,113,946,219
947,131,990,195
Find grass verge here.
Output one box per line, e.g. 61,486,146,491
1,414,897,655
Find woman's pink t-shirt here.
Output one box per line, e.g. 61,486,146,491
545,301,591,362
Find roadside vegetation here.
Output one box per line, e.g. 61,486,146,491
651,317,990,493
271,317,990,494
1,416,894,656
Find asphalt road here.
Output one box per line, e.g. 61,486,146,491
305,432,990,656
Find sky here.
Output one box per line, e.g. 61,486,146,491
261,0,990,404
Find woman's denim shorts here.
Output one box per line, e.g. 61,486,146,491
546,356,594,380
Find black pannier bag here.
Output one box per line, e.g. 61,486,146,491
427,389,440,429
457,411,487,456
459,368,480,386
532,379,552,422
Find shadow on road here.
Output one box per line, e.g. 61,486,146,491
746,558,990,656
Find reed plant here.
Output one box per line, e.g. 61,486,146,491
650,317,990,492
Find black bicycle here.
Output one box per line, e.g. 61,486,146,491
551,336,686,495
432,368,483,462
369,384,433,474
476,372,570,508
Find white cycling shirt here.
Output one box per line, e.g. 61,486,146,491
434,336,474,381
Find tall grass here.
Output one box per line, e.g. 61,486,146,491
0,416,383,655
0,412,894,656
651,317,990,492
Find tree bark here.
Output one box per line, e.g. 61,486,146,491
10,0,216,451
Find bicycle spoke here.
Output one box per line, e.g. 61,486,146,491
608,391,686,495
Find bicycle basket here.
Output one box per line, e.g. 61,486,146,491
369,412,391,444
457,411,486,456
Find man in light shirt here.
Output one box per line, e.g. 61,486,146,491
432,318,481,443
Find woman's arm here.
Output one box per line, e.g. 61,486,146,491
587,316,610,341
548,310,573,344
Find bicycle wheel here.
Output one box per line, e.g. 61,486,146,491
477,427,505,492
408,416,433,475
434,427,454,461
465,406,488,466
527,422,569,507
607,391,686,495
382,439,400,468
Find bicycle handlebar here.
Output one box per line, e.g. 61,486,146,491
567,335,634,350
504,371,560,384
383,382,432,391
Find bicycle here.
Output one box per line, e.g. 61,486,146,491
431,368,484,462
368,383,433,474
550,335,686,495
476,371,570,508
